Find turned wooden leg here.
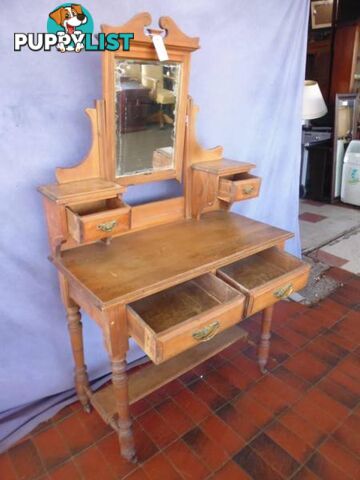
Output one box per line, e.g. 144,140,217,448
66,304,91,413
258,305,274,374
104,306,136,463
112,357,136,462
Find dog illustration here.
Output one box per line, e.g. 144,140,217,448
49,4,87,52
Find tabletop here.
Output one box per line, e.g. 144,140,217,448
53,210,292,307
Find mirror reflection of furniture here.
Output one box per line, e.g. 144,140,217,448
114,59,181,180
332,93,360,199
38,12,310,464
300,80,329,197
141,64,176,128
116,81,151,134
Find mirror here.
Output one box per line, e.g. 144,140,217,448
114,59,182,177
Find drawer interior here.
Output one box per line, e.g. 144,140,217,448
66,197,131,243
223,173,258,183
68,197,127,216
129,274,240,334
218,247,306,291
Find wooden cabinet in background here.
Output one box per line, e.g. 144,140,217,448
307,38,332,102
331,22,360,101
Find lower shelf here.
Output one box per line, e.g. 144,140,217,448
85,325,248,431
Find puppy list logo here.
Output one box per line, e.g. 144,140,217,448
48,3,93,52
14,3,134,53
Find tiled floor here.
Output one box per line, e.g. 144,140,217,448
1,267,359,480
310,229,360,274
299,200,360,253
299,200,360,274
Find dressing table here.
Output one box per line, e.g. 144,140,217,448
38,12,310,463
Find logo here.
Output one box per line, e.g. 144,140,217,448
349,168,359,184
14,4,134,53
47,4,93,52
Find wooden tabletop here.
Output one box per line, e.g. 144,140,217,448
192,159,255,175
54,211,293,307
38,178,124,205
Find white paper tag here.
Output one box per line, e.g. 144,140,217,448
152,34,168,62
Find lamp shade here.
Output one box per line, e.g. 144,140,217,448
302,80,328,120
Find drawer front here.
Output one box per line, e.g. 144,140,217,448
67,205,130,243
128,297,244,364
158,299,244,363
127,274,246,364
218,174,261,203
217,249,310,317
247,269,309,316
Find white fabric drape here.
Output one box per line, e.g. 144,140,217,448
0,0,309,451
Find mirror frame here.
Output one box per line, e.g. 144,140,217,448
101,12,199,186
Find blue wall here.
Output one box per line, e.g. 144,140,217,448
0,0,309,449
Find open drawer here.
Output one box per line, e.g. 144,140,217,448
66,197,130,243
218,173,261,203
127,274,245,364
217,247,310,316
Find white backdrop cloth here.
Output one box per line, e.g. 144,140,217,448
0,0,309,451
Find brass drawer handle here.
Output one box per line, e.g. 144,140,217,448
192,321,220,342
273,283,294,299
243,185,254,194
97,220,117,233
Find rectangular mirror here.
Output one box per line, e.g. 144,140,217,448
114,59,182,178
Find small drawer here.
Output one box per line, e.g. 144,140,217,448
217,247,310,316
127,274,245,364
218,173,261,203
66,197,130,243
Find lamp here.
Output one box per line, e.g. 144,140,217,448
300,80,330,198
302,80,328,126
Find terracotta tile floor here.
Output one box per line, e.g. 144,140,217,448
298,212,327,224
1,267,359,480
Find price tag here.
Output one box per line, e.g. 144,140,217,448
152,34,168,61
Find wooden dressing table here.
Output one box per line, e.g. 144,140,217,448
38,12,310,463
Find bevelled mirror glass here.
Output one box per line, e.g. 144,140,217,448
114,59,182,177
